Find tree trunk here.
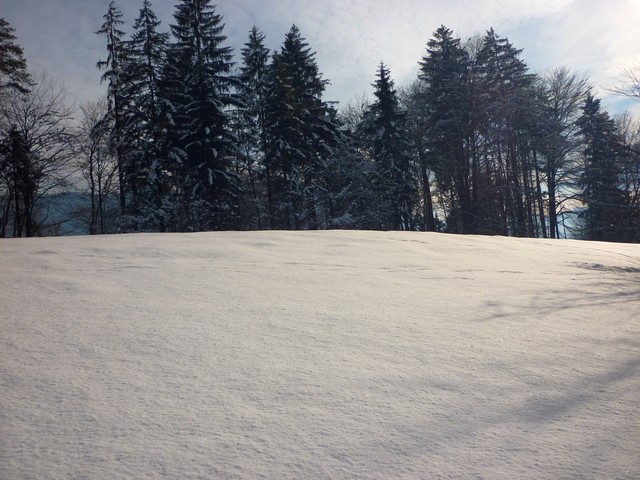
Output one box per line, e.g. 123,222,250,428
533,151,547,239
421,162,436,231
547,168,558,239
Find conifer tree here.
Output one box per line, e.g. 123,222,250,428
97,1,128,212
474,28,538,236
161,0,239,230
419,26,473,233
263,25,337,229
0,18,31,94
577,94,624,241
320,117,373,229
121,0,169,226
237,26,270,228
360,62,415,230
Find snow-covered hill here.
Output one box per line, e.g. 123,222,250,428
1,231,639,479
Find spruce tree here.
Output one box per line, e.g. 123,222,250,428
121,0,169,226
577,94,624,241
237,26,270,228
419,26,473,233
360,62,415,230
0,18,31,94
97,1,128,213
263,25,337,229
474,28,538,236
320,116,373,229
161,0,239,231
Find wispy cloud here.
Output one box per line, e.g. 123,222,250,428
4,0,639,113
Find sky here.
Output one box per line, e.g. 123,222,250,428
2,230,639,478
3,0,640,114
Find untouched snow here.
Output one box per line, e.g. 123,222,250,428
1,230,639,479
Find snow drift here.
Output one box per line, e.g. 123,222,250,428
1,231,639,479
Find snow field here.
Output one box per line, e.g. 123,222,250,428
1,231,639,479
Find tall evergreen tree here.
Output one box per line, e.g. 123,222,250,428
97,1,128,212
0,18,31,94
161,0,239,230
121,0,169,226
360,62,415,230
474,28,538,236
237,26,270,228
419,26,473,233
263,25,337,229
577,94,624,241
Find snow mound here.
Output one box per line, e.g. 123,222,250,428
1,231,639,479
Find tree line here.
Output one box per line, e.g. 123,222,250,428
1,0,639,241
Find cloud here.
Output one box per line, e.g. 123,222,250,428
3,0,639,114
503,0,640,110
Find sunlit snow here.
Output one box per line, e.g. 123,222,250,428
1,231,639,479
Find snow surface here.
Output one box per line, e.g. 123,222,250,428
1,230,639,479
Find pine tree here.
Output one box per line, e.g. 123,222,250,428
577,94,624,241
237,26,270,228
419,26,473,233
121,0,169,226
263,25,337,229
161,0,238,231
320,116,373,229
474,28,538,236
97,1,128,213
0,18,31,94
360,62,415,230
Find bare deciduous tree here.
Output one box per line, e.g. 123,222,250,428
538,67,590,238
77,98,119,234
0,73,76,236
610,62,640,100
